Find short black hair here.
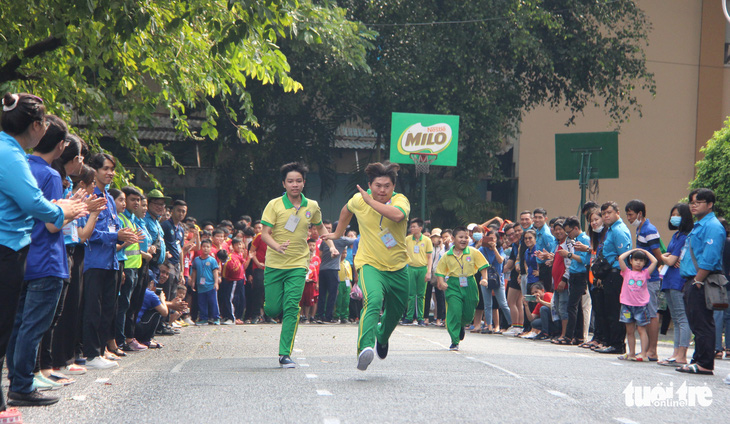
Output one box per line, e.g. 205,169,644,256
88,152,116,171
322,219,332,225
240,215,252,223
212,229,225,236
409,217,424,228
563,216,581,230
689,188,716,207
232,238,243,245
253,220,261,226
581,201,599,215
121,186,143,199
519,210,532,217
34,115,68,153
668,203,694,234
530,282,545,292
200,239,212,246
452,225,468,237
625,199,646,216
172,199,187,209
533,208,547,217
280,162,308,181
600,201,619,213
219,220,233,228
552,219,565,229
216,249,229,262
243,227,256,237
364,161,400,185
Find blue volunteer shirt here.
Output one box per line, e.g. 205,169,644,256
525,246,539,285
129,211,150,254
569,232,591,274
24,155,69,280
137,289,162,322
84,187,120,271
603,218,632,269
534,224,556,264
679,212,726,278
162,218,185,266
662,232,687,291
193,255,219,293
636,218,661,281
0,132,64,251
144,212,166,265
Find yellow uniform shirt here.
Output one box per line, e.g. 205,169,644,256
347,191,410,272
405,234,433,268
261,194,322,270
435,246,489,278
338,260,352,282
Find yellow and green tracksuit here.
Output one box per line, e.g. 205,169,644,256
335,260,353,321
405,234,433,321
261,194,322,356
435,247,489,345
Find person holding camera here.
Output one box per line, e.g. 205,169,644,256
136,281,170,349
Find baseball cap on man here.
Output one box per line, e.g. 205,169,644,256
147,189,171,201
431,228,442,237
467,223,478,231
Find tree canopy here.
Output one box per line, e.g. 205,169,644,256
211,0,656,222
0,0,374,183
690,117,730,218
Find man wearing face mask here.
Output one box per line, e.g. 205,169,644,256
625,200,664,361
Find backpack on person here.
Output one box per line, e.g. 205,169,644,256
688,243,729,310
487,266,500,290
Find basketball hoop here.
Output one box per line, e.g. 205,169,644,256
410,152,438,175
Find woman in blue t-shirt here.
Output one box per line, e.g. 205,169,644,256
657,203,693,366
478,230,511,333
524,230,539,286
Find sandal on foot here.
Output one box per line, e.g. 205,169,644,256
617,354,630,360
676,364,713,375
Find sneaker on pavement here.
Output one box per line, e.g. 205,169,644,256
33,374,62,391
521,332,538,339
211,319,221,325
59,364,87,375
0,408,23,421
279,355,297,369
449,343,459,351
128,339,148,351
195,320,207,326
221,319,234,325
357,347,375,371
417,320,425,326
400,319,411,325
183,317,195,326
375,339,388,360
86,356,119,370
7,389,59,407
171,321,181,328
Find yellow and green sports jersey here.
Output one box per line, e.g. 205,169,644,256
347,191,410,272
261,194,322,270
405,234,433,267
435,246,489,278
338,260,352,282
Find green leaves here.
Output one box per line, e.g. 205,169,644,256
690,117,730,218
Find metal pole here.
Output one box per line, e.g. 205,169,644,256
421,172,426,220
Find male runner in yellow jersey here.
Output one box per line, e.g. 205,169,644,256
323,162,410,371
403,218,433,326
260,162,338,368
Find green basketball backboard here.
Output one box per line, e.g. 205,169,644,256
555,132,619,180
389,112,459,166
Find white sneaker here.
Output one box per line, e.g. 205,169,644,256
183,317,195,326
724,373,730,385
357,347,375,371
221,319,234,325
502,327,519,336
86,356,119,370
171,321,181,328
521,332,538,339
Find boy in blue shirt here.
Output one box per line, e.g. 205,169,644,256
192,239,220,325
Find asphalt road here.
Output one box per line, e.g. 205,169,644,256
7,322,730,424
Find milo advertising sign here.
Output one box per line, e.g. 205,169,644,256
389,112,459,167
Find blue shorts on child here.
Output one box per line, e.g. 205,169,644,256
619,304,649,327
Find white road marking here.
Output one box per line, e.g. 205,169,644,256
300,364,310,367
294,349,304,353
556,348,570,352
323,418,341,424
467,357,522,379
71,395,87,401
575,354,592,358
298,357,306,360
610,362,624,366
95,378,109,383
614,418,639,424
171,358,191,373
306,374,318,379
655,372,674,377
317,389,333,396
546,390,574,400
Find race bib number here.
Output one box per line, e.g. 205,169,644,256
63,222,79,243
414,244,420,254
459,276,468,287
284,214,301,232
379,229,397,249
345,279,351,288
200,277,206,285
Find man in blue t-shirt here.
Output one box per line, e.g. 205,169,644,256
595,201,632,354
625,200,664,361
136,280,169,347
161,200,187,274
